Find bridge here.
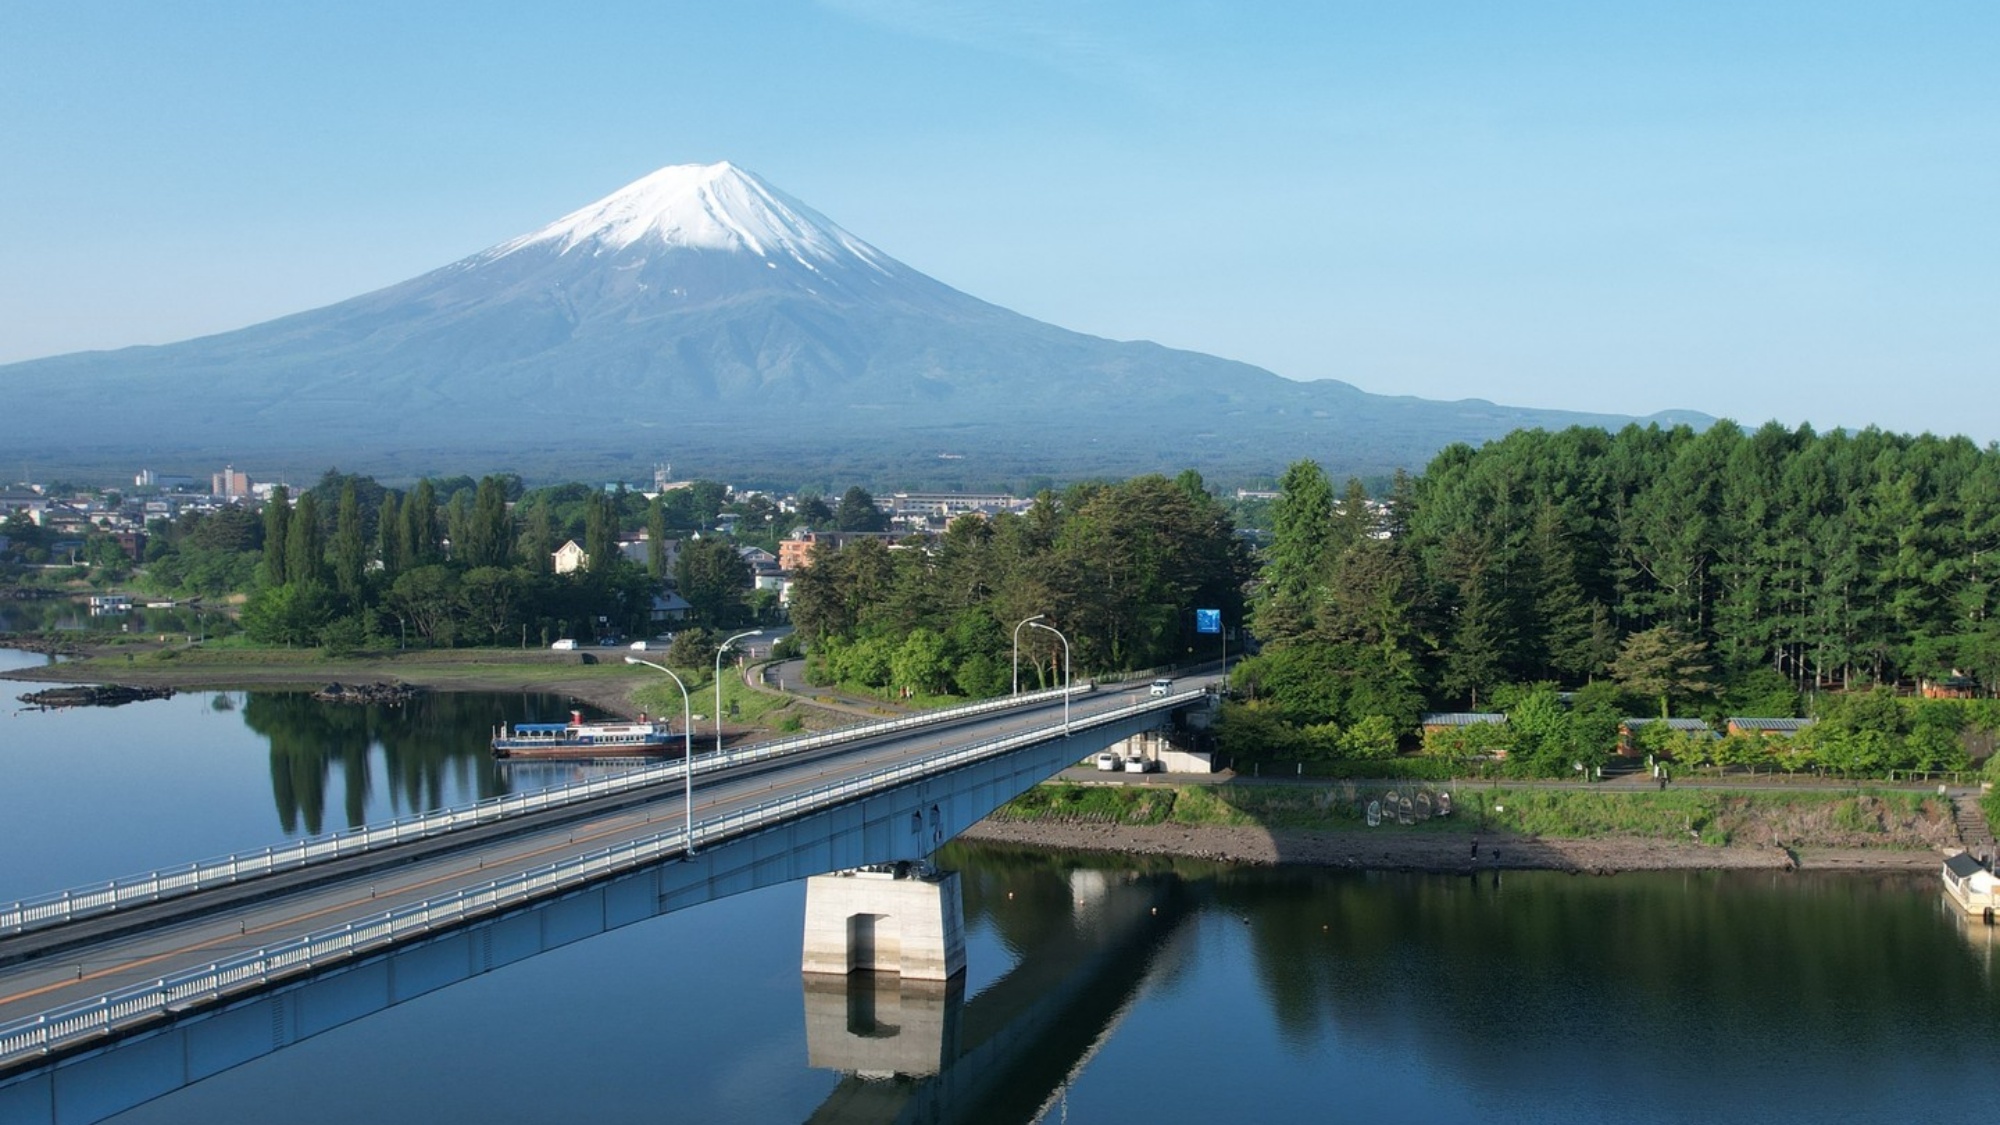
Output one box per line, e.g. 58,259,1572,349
0,678,1216,1121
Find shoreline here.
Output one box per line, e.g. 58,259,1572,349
0,642,1968,878
0,644,652,718
959,819,1945,875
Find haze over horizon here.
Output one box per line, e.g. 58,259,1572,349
3,3,1995,442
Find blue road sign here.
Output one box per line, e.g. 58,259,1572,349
1196,608,1221,634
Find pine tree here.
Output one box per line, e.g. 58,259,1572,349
1258,460,1335,640
461,475,513,568
583,490,616,574
1612,625,1716,718
405,479,440,566
262,486,291,587
333,482,366,602
376,492,404,577
286,492,326,587
646,496,669,578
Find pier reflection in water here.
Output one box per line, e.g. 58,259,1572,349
804,974,963,1079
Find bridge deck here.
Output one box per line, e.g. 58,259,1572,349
0,682,1210,1075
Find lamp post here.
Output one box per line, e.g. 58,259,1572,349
715,629,764,756
1027,621,1071,735
1011,614,1046,695
625,656,697,855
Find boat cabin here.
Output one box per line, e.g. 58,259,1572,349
1943,851,2000,919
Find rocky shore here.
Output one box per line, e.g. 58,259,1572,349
959,819,1943,874
16,683,175,710
310,681,425,705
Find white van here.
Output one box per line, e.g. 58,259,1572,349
1149,678,1174,696
1095,752,1121,771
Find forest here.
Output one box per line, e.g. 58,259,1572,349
1234,420,2000,776
788,473,1251,699
126,471,810,652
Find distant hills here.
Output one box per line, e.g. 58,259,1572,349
0,162,1705,487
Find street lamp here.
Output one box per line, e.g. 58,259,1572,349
1027,621,1071,735
625,656,698,855
1011,614,1046,695
715,629,764,756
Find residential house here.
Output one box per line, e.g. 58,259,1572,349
552,540,589,575
649,589,693,627
1419,712,1506,735
778,530,902,572
617,533,680,573
1724,717,1815,738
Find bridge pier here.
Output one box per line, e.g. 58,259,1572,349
801,866,965,981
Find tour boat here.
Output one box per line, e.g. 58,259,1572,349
1943,850,2000,922
491,711,678,759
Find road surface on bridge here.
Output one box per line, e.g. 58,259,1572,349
0,677,1207,1046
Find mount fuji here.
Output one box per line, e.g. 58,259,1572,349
0,162,1701,483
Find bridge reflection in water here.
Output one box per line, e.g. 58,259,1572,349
803,858,1191,1125
1,844,1198,1125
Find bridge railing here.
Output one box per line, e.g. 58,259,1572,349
0,684,1086,939
0,687,1186,1072
689,687,1192,851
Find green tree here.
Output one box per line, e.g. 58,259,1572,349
518,502,556,574
675,537,751,627
891,627,952,697
262,485,291,586
584,490,618,575
1257,459,1336,639
458,566,524,646
376,492,404,577
1612,625,1716,718
286,492,326,587
404,479,442,567
390,565,461,646
460,475,515,569
835,486,889,532
665,627,718,673
332,482,367,603
241,580,334,646
646,496,670,578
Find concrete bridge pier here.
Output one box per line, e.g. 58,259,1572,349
802,866,966,981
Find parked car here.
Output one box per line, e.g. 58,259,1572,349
1123,755,1158,773
1095,752,1121,771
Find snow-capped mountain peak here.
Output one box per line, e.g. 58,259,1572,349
491,161,891,273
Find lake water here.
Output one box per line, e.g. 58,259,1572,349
0,647,614,899
0,599,209,639
2,649,1995,1124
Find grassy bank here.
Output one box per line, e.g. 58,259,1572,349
991,782,1954,851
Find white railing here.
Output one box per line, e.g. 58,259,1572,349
0,684,1087,939
0,687,1178,1071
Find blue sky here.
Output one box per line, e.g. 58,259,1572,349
3,2,1995,440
